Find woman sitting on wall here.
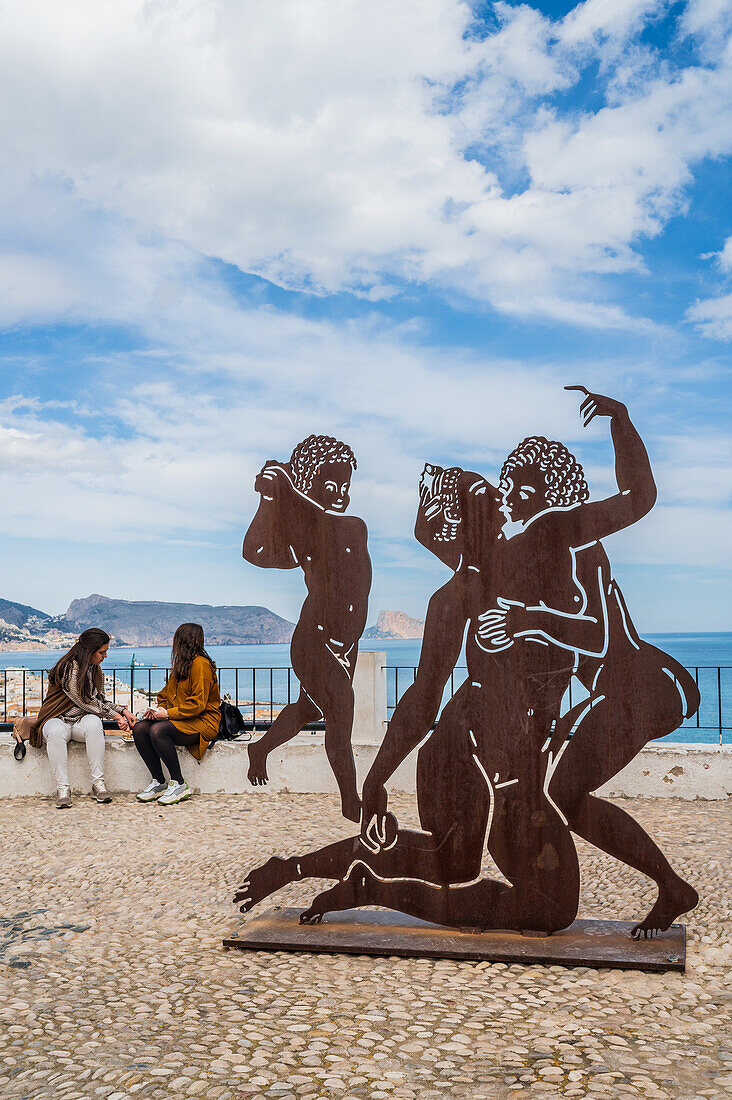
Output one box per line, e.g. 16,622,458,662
31,628,135,808
133,623,220,805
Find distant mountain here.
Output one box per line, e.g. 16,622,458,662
0,598,52,628
364,610,425,640
0,598,79,650
65,594,295,646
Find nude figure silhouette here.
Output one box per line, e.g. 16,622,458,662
485,423,700,936
242,434,371,822
235,391,683,936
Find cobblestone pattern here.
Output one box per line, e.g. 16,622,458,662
0,793,729,1099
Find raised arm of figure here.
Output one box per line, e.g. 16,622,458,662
547,389,657,549
360,579,466,847
242,463,313,569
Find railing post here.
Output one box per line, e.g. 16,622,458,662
351,651,387,745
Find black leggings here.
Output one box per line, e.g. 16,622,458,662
133,719,199,784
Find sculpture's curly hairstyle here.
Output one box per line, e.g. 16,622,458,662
289,435,357,495
500,437,589,507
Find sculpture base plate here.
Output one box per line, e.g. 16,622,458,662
223,908,685,972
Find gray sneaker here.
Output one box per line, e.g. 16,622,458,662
91,779,112,804
56,786,72,809
136,780,167,803
158,780,192,805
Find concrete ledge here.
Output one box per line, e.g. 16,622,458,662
1,735,730,800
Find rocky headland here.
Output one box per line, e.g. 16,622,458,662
364,608,425,640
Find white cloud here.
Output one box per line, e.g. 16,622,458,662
687,234,732,338
559,0,667,49
1,289,727,581
714,236,732,272
687,292,732,339
0,312,582,546
680,0,732,54
609,503,732,568
0,0,730,331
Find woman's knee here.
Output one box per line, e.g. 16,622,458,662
150,721,172,744
42,718,67,743
77,713,104,736
132,719,152,746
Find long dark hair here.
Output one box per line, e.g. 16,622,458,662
49,628,110,700
171,623,216,681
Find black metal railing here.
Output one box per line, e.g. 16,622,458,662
1,663,729,744
385,665,731,745
0,666,324,734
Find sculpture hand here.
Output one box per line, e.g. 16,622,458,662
255,465,283,496
476,596,524,649
565,386,628,426
360,781,389,854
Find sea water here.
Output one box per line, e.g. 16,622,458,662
1,634,729,743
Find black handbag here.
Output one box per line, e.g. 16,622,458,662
217,698,250,742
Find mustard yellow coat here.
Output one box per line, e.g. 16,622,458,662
157,655,221,761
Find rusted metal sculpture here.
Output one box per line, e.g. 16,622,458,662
243,435,371,822
234,391,699,955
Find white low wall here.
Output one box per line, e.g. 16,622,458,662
1,735,730,801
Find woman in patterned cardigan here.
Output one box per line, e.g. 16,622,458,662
32,628,135,808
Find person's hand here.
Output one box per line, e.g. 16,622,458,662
360,779,389,853
255,463,287,497
122,708,136,728
115,713,130,732
476,597,527,650
566,386,628,426
152,707,168,720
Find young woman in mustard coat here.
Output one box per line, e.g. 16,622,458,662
132,623,221,805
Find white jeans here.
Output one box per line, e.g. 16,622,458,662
43,714,105,788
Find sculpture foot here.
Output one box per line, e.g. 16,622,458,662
631,876,698,940
247,741,269,786
299,864,373,923
234,856,293,913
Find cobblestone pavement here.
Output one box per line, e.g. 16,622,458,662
0,793,730,1100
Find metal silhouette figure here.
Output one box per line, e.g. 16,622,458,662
490,429,700,938
242,434,371,822
237,390,699,937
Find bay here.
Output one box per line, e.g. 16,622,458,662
0,634,729,743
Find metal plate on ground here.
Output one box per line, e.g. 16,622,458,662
223,908,685,972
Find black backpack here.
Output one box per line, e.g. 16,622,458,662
217,698,250,742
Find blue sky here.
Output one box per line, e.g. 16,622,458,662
0,0,730,631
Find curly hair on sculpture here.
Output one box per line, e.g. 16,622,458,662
500,436,589,508
289,434,357,495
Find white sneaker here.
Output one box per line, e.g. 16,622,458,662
56,786,72,809
136,780,167,803
158,781,191,805
91,779,113,804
